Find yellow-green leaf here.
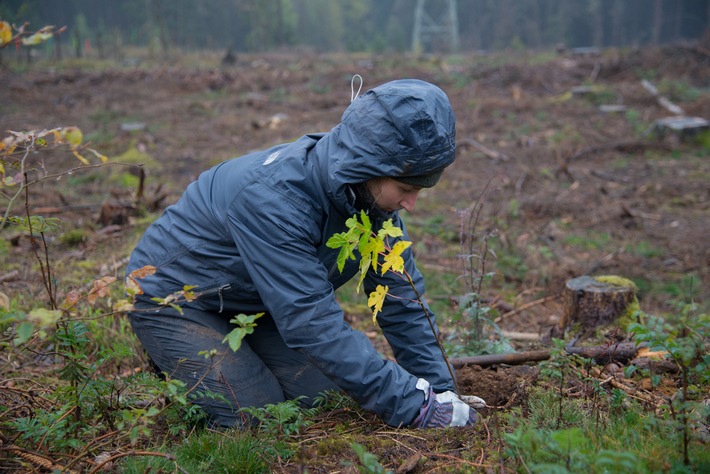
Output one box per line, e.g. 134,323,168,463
182,285,198,302
360,236,384,272
367,284,388,324
63,126,83,147
27,308,62,327
378,219,404,240
71,148,90,165
113,299,135,312
87,147,109,163
21,32,45,46
0,21,12,46
381,240,411,274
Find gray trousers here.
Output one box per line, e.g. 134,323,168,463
128,302,340,427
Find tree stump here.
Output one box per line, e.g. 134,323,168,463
561,275,639,337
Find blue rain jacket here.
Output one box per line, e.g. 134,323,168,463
126,79,457,426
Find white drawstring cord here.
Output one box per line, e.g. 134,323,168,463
350,74,363,102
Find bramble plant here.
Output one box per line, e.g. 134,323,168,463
1,127,108,232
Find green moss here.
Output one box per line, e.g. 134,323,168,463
313,435,355,457
58,229,87,246
112,145,160,169
594,275,638,290
594,275,642,330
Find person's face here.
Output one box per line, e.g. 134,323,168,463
366,177,422,213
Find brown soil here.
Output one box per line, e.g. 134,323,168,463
1,44,709,472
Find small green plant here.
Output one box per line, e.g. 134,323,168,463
351,442,392,474
240,397,316,438
239,398,317,460
118,429,271,474
629,302,709,466
222,312,264,352
451,184,513,356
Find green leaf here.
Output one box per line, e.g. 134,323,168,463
378,219,404,240
550,427,586,451
14,322,35,345
223,313,264,352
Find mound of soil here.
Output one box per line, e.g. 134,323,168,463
457,364,540,411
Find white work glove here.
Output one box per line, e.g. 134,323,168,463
409,379,484,428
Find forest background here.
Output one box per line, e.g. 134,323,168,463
1,0,709,59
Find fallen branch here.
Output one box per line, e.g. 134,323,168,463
0,269,19,283
588,366,665,407
494,294,562,323
458,137,511,161
30,203,101,214
641,79,684,115
450,342,647,368
500,330,541,341
451,350,551,368
0,432,77,474
566,141,668,164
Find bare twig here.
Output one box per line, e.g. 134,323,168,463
494,294,562,323
459,137,511,161
0,270,19,283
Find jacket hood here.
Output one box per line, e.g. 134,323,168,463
314,79,456,212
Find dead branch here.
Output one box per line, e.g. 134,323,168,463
450,342,647,368
494,294,562,323
0,432,77,474
30,203,101,214
641,79,684,115
458,137,511,161
0,270,19,283
566,341,641,363
588,366,665,407
500,330,541,341
451,350,551,368
564,141,669,166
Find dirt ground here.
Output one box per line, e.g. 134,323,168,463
2,45,708,314
1,43,709,471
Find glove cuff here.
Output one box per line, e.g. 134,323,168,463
410,387,436,427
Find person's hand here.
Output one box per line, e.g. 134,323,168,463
410,387,479,428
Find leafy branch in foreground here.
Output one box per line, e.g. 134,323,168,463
0,19,65,49
326,211,459,394
1,127,108,231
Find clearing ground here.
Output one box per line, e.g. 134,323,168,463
1,42,709,471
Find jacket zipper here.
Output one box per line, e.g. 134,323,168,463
198,284,231,313
217,284,230,313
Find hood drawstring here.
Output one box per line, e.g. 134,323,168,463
350,74,363,102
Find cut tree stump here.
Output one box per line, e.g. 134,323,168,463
561,275,639,337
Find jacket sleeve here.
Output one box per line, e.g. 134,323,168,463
225,182,424,426
364,214,456,393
